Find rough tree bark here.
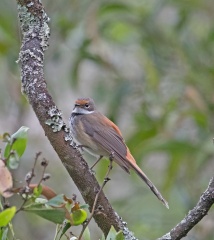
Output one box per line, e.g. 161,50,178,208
15,0,214,240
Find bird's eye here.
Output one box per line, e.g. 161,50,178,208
85,103,89,108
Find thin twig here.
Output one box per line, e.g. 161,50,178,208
16,152,43,213
37,158,48,186
78,160,113,240
26,152,41,187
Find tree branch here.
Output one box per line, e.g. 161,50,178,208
16,0,136,239
158,176,214,240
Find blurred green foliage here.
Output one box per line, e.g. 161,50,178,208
0,0,214,239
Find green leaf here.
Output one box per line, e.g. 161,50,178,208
4,126,29,169
6,152,20,169
106,226,116,240
0,206,16,227
115,231,124,240
99,3,130,16
106,226,124,240
0,227,8,240
4,143,11,159
46,194,66,207
70,209,87,226
99,235,105,240
24,207,65,224
79,204,89,209
82,227,91,240
59,221,71,240
34,198,48,205
33,185,43,198
10,126,29,158
103,21,137,43
24,202,46,209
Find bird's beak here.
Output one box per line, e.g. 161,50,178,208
72,104,80,113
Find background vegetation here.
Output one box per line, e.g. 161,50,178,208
0,0,214,239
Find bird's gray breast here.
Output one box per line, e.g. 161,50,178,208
69,114,92,145
69,113,79,138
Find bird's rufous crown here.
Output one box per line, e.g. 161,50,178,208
75,97,93,105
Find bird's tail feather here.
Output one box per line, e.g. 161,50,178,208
126,152,169,209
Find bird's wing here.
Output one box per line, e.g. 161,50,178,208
94,130,131,173
82,115,132,173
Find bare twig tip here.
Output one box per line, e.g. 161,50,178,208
165,202,169,209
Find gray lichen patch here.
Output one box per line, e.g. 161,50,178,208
64,131,78,151
16,2,51,97
18,49,43,64
40,21,50,51
17,2,50,52
47,106,62,117
17,4,37,34
115,212,139,240
157,233,171,240
65,132,73,142
46,106,65,132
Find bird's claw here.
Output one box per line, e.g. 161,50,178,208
89,168,96,175
76,144,88,151
109,151,115,161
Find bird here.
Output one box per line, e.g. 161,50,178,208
69,97,169,208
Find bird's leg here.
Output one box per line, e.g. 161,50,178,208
108,151,114,171
104,151,114,178
90,155,103,170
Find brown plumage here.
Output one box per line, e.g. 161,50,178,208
70,97,169,208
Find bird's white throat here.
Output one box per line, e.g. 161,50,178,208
72,107,94,115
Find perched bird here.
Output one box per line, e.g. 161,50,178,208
70,97,168,208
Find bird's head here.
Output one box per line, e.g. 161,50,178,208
72,97,96,115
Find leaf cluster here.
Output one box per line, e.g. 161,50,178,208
0,127,124,240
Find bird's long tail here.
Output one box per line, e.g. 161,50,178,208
126,150,169,209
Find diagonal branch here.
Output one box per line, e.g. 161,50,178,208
157,176,214,240
16,0,136,239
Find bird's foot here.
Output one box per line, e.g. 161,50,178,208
89,168,96,175
76,144,88,151
104,177,111,183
